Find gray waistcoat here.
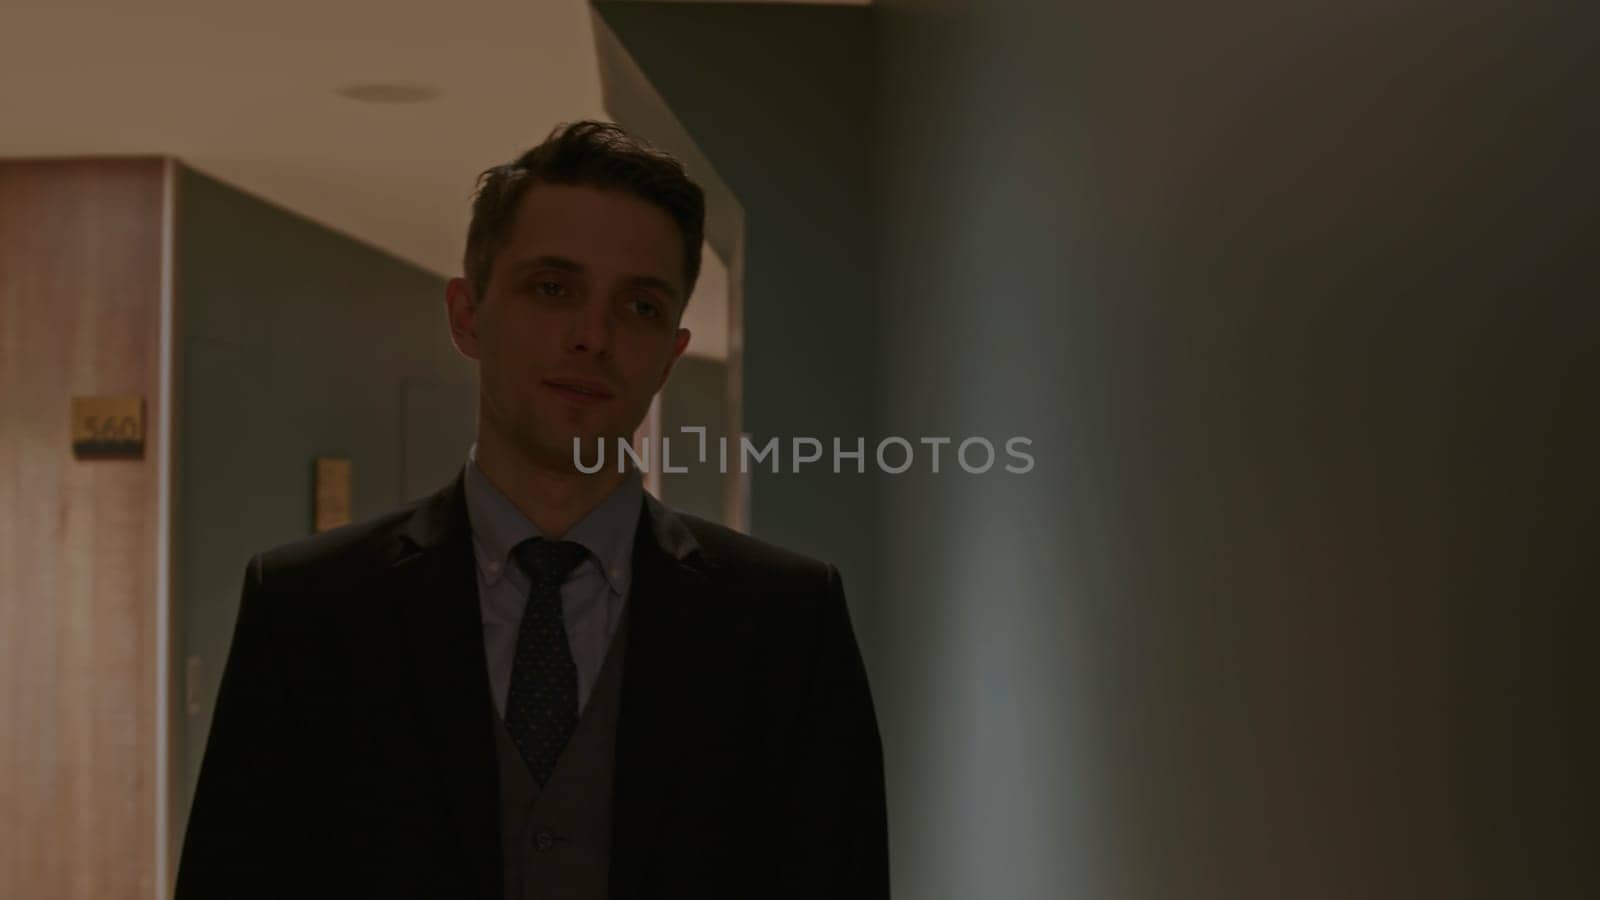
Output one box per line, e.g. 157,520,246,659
494,612,629,900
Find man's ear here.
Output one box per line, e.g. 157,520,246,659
445,277,482,360
655,327,692,393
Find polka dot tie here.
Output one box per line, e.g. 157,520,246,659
506,538,590,785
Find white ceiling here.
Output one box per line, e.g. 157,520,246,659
0,0,864,360
1,0,607,278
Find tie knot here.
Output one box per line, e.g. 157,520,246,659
511,538,590,588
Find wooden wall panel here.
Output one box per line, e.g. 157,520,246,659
0,158,167,899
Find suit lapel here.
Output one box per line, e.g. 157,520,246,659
388,472,502,900
608,494,713,897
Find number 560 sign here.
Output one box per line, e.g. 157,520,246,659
72,395,145,459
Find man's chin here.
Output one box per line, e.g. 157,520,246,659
523,430,630,474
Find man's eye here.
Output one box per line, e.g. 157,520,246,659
536,280,566,297
629,298,661,318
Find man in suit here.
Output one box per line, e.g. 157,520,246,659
175,121,888,899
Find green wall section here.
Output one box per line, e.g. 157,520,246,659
176,165,473,815
603,1,1598,897
875,1,1598,897
595,1,882,668
657,355,732,524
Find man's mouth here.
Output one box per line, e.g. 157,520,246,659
543,378,616,401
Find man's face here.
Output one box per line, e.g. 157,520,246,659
447,182,691,472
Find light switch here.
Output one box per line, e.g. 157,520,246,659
314,457,352,533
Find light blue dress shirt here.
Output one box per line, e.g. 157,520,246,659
462,444,643,718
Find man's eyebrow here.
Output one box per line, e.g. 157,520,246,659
508,255,683,301
507,255,585,276
621,273,680,299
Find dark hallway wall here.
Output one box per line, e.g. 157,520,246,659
595,1,1596,896
873,1,1598,898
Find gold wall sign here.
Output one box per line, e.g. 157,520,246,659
314,457,353,533
71,395,145,458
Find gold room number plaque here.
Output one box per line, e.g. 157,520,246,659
71,395,145,459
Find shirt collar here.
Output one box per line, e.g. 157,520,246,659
462,442,643,596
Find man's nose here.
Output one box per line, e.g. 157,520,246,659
566,297,614,356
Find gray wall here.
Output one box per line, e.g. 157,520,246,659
874,1,1596,898
604,0,1596,897
176,164,473,815
658,355,732,524
595,1,882,664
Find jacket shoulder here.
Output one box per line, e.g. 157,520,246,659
676,512,838,593
251,497,425,588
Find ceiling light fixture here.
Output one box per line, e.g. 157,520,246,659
334,83,439,104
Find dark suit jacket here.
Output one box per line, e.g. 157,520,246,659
175,471,888,899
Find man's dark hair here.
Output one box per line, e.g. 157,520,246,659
463,120,705,308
